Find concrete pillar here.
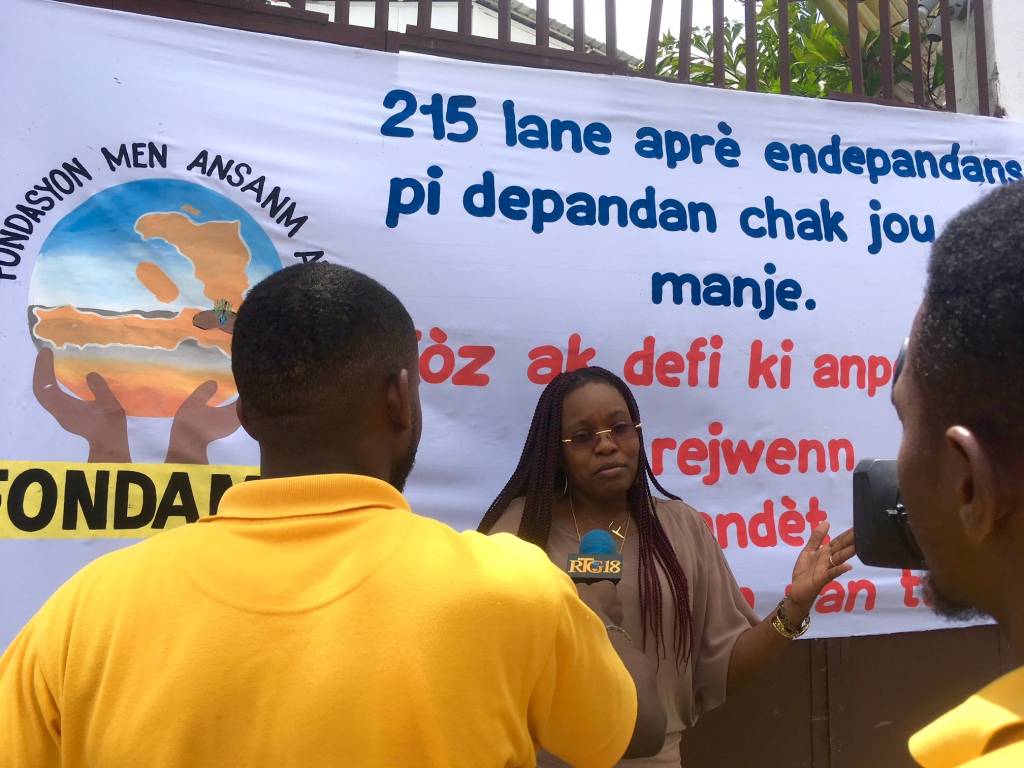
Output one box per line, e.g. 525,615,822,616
951,0,1024,117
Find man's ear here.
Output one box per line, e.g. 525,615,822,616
385,369,413,432
946,426,1000,545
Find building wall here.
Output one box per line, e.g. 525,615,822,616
683,624,1012,767
951,0,1024,118
988,0,1024,118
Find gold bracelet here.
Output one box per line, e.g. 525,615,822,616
605,624,632,644
770,599,810,640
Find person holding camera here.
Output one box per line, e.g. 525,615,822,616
890,182,1024,767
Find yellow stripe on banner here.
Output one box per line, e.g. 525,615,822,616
0,461,259,539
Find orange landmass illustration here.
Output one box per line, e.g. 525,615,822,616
136,261,180,303
181,204,200,215
135,212,251,307
33,306,231,356
54,355,236,418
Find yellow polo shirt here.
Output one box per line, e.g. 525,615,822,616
0,474,636,768
910,666,1024,767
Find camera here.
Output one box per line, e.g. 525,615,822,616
852,337,926,570
852,458,927,570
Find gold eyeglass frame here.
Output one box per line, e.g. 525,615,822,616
560,422,642,449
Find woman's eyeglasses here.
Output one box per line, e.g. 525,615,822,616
561,422,642,451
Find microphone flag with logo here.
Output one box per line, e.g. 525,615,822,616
566,529,623,584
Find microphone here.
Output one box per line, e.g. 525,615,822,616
566,529,623,584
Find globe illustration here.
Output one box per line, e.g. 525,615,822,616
28,179,281,418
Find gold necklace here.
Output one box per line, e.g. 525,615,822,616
568,493,629,553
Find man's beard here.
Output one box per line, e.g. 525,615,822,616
390,444,417,492
924,574,987,621
390,400,421,493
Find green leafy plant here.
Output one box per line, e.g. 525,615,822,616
651,0,944,104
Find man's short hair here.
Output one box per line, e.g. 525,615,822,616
915,181,1024,450
232,263,417,417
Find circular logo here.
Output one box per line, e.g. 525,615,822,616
28,179,281,418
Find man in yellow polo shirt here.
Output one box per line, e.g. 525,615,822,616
891,182,1024,767
0,263,664,767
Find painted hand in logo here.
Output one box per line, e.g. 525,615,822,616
165,380,241,465
32,347,132,463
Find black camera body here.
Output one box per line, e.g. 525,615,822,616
852,458,926,570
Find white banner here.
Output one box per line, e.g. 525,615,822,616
2,0,1022,646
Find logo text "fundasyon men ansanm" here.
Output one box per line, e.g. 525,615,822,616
0,142,315,283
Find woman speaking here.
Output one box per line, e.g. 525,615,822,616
478,366,855,767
